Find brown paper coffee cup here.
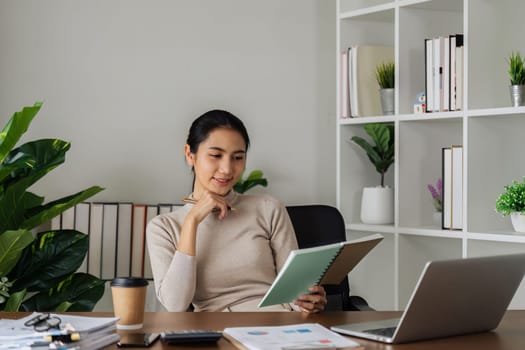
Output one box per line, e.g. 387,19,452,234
110,277,149,329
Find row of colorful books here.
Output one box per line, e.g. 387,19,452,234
50,202,181,280
425,34,464,113
339,45,394,118
442,145,463,230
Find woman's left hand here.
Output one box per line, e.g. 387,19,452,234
293,285,327,314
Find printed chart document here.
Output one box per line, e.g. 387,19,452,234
223,323,363,350
259,234,383,307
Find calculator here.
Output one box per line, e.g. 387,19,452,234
160,330,223,344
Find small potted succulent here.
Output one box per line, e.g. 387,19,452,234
507,52,525,107
495,177,525,233
376,61,395,115
350,123,395,224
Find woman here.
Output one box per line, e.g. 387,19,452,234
147,109,326,312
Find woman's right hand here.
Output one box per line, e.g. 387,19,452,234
179,191,231,256
188,191,232,222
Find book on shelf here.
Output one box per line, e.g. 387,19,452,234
442,36,450,111
340,49,350,118
143,204,159,279
50,215,61,231
425,34,464,113
258,233,383,307
425,38,434,112
454,34,464,111
345,45,394,117
451,145,463,230
101,203,118,280
61,206,75,230
442,145,463,230
442,147,452,229
88,202,104,278
158,203,173,215
75,202,91,273
131,204,147,277
223,323,362,350
432,37,442,112
116,202,133,277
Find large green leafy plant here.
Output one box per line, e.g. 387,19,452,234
0,102,104,311
350,123,395,187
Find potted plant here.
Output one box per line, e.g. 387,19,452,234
234,169,268,194
0,102,105,311
427,178,443,226
350,123,395,224
495,177,525,233
507,52,525,107
376,61,395,115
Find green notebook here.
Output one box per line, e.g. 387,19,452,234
258,233,383,307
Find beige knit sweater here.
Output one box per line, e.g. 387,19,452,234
146,191,298,312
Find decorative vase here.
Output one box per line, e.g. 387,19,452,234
509,85,525,107
433,211,442,227
360,186,394,224
379,88,395,115
510,212,525,233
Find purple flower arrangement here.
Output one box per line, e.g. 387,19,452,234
427,178,443,212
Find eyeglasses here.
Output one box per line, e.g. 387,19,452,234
24,313,61,332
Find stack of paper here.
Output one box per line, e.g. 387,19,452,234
0,312,120,350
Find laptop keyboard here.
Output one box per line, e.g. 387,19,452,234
364,327,397,337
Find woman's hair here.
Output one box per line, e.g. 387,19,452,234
186,109,250,153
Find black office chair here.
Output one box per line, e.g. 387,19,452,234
286,204,373,311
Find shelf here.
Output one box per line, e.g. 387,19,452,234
347,223,395,234
467,231,525,244
336,0,525,311
339,3,395,20
468,106,525,118
397,226,463,239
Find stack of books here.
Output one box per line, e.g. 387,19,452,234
340,45,394,118
425,34,464,112
0,312,120,349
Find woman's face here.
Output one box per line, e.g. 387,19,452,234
185,128,247,197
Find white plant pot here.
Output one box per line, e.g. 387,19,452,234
510,212,525,233
360,186,394,224
433,211,442,227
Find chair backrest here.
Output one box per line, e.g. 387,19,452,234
286,204,354,311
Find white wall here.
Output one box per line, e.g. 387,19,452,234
0,0,336,207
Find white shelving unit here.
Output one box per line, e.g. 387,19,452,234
336,0,525,311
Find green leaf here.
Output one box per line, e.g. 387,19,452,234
350,123,395,186
3,289,26,311
21,186,104,230
0,229,34,276
9,230,88,292
246,170,264,181
0,102,42,164
0,139,71,232
20,273,105,312
234,169,268,194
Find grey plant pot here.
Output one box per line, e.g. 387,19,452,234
509,85,525,107
379,88,395,115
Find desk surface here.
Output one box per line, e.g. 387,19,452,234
3,311,525,349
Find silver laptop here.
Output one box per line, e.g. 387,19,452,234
331,253,525,344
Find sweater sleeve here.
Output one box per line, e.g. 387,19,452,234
146,217,196,311
266,197,298,273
